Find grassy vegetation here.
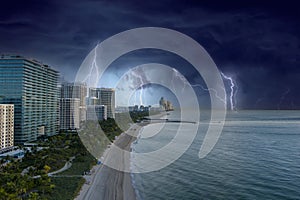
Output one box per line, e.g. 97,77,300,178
0,133,96,199
0,111,155,199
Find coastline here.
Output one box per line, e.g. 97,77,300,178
75,124,141,200
75,112,166,200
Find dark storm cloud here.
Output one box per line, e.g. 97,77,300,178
0,0,299,109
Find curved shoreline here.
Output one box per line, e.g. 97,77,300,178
75,113,167,200
75,124,146,200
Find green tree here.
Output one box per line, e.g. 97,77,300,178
28,192,39,200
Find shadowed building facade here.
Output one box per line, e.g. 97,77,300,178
86,105,107,121
0,55,59,144
59,98,80,130
60,82,87,122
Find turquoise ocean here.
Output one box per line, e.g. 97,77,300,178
130,110,300,200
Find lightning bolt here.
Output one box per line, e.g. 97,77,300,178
82,44,100,88
190,83,227,105
131,69,145,105
134,90,138,105
171,68,188,93
167,68,239,110
171,68,228,106
220,72,237,111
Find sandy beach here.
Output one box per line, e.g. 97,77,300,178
75,113,166,200
75,123,144,200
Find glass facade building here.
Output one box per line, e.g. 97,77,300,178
0,55,59,144
59,82,87,122
59,98,80,130
88,88,115,119
86,105,107,121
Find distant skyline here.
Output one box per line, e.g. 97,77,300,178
0,0,299,109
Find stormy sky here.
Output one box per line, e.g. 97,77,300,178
0,0,299,109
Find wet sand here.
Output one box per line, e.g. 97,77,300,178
76,113,166,200
75,124,143,200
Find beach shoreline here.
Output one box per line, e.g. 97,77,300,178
75,112,167,200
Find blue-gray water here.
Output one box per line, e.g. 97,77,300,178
131,110,300,200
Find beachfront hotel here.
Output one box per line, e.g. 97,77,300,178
0,55,59,144
59,98,80,130
88,88,115,119
0,104,14,150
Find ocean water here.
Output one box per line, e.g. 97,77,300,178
131,110,300,200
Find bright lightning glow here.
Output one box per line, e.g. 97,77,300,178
82,44,100,88
221,72,237,111
171,68,227,106
171,68,187,93
131,69,145,105
190,83,227,105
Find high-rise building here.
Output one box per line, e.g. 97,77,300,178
0,55,59,144
88,88,115,118
86,105,107,121
88,97,100,106
60,82,87,121
60,82,87,106
159,97,174,111
0,104,14,150
59,98,80,130
166,101,174,111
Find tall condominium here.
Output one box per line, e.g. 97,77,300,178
60,82,87,121
86,105,107,121
0,55,59,144
59,98,80,130
0,104,14,150
89,88,115,118
60,82,87,106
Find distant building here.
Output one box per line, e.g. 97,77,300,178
159,97,167,110
89,88,115,118
86,105,107,121
128,106,135,112
0,55,59,144
166,101,174,111
159,97,174,111
144,106,150,112
128,105,150,113
0,104,14,150
88,97,100,106
115,106,129,113
59,98,80,130
59,82,87,122
139,105,145,111
134,105,139,112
